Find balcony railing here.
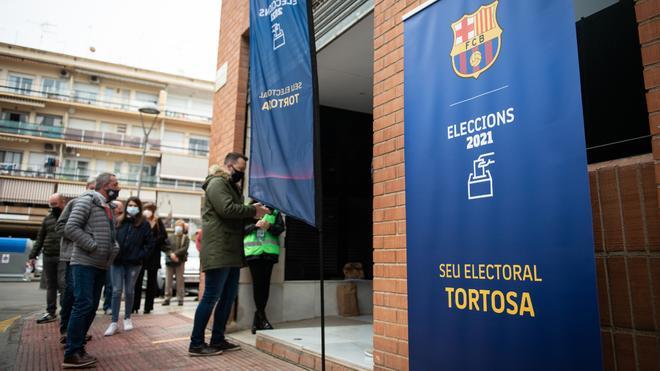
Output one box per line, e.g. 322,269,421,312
0,165,203,191
0,119,161,150
0,81,212,123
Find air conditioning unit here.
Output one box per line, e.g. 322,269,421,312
89,75,100,84
60,69,70,78
65,147,76,155
44,143,57,152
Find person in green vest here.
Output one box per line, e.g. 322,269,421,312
244,201,285,334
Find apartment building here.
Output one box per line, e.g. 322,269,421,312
0,42,212,237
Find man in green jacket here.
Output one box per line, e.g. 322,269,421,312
188,152,270,357
29,193,65,324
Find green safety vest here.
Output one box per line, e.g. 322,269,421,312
244,210,280,256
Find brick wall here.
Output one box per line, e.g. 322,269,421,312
209,0,250,166
590,155,660,371
636,0,660,204
372,1,417,370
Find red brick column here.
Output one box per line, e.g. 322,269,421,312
372,1,420,370
636,0,660,205
210,0,250,166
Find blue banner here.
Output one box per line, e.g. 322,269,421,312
403,1,602,370
249,0,316,226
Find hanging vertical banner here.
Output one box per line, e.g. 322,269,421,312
403,1,602,370
249,0,317,226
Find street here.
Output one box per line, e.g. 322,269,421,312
0,281,43,371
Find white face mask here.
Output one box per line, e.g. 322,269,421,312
126,206,140,216
143,210,153,219
174,226,183,234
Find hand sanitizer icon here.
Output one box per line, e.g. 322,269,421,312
468,152,495,200
272,23,286,50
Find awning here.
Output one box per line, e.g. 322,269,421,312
0,179,55,204
57,183,87,199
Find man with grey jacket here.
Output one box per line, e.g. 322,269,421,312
62,173,120,369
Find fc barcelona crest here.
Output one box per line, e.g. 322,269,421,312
450,1,502,79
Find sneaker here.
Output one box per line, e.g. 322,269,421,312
178,300,184,306
62,351,97,368
36,313,57,324
104,322,119,336
123,318,133,331
162,299,170,306
211,339,241,352
188,344,223,357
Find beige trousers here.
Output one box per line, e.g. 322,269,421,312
165,263,185,301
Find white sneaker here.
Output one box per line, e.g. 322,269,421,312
123,318,134,331
104,322,118,336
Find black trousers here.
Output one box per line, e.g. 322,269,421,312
247,259,275,313
133,268,159,312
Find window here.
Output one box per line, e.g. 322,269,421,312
162,130,185,152
68,118,96,131
7,73,34,94
189,137,209,156
63,159,90,178
100,122,127,133
0,151,22,172
73,82,99,103
134,91,159,108
41,78,68,97
104,87,130,109
36,114,63,127
1,110,29,122
128,163,157,181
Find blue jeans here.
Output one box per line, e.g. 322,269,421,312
65,265,105,357
110,264,142,323
103,269,112,311
190,267,240,348
59,262,74,335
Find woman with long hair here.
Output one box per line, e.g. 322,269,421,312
133,202,168,314
104,197,153,336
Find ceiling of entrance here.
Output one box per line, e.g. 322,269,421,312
316,13,373,114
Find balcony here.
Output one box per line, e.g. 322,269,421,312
0,81,212,123
0,119,161,150
0,165,203,191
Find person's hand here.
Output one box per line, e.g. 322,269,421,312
170,253,179,263
27,259,35,267
254,203,271,218
256,220,271,230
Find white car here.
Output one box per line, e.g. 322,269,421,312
157,240,200,296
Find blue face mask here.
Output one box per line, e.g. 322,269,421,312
126,206,140,217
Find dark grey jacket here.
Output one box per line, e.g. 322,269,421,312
29,212,61,258
64,191,119,270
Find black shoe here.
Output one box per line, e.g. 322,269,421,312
188,344,223,357
178,301,183,306
62,351,97,368
255,311,274,331
251,312,259,334
144,309,151,314
162,299,170,306
36,313,57,324
210,339,241,352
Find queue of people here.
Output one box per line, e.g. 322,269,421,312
27,151,285,367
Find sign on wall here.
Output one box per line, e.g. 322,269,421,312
403,1,602,369
249,0,318,226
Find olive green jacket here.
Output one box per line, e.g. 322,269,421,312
200,170,256,271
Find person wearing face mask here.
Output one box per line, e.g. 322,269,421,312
188,152,270,357
28,193,65,324
133,202,169,314
104,197,154,337
162,219,189,306
62,173,121,368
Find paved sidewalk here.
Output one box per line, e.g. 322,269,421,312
14,310,303,370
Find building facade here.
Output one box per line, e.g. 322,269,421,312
213,0,658,370
0,43,213,236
